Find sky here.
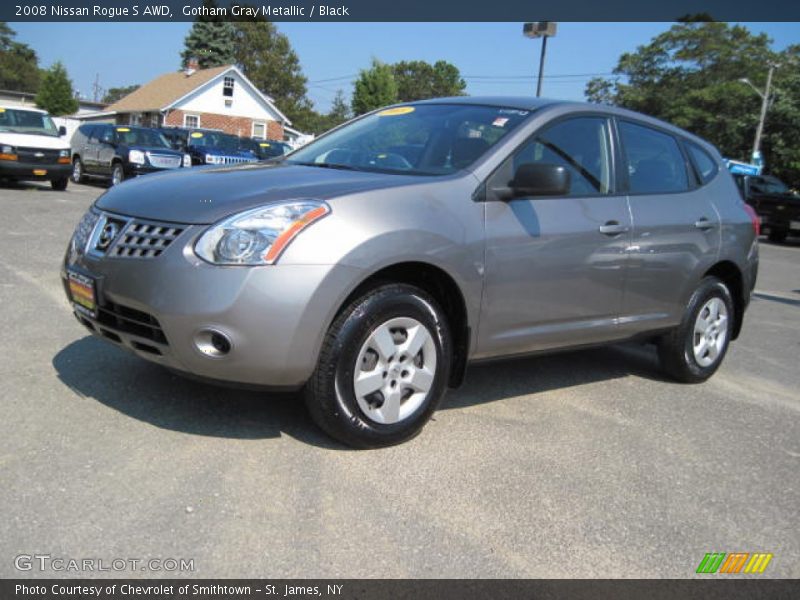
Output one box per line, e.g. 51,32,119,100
11,21,800,112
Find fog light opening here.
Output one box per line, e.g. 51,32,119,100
194,329,232,358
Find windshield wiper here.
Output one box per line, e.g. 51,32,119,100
291,161,363,172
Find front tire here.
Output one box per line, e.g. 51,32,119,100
71,157,84,183
658,276,734,383
51,177,68,191
111,163,124,186
304,283,452,448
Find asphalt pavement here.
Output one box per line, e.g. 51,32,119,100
0,180,797,578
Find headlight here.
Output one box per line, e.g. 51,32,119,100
70,209,100,257
0,145,17,160
183,154,192,168
59,149,70,158
128,149,146,165
195,201,330,265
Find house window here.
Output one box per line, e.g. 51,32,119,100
252,121,266,140
184,114,200,128
223,77,234,97
130,113,141,125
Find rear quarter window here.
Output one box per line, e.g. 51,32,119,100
686,142,718,185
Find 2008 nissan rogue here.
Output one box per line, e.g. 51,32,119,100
62,98,759,448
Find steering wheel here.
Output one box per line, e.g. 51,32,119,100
369,152,414,170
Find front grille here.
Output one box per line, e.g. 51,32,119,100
212,156,258,165
148,153,183,169
17,147,60,164
108,220,184,259
95,300,168,345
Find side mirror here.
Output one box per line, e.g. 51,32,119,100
508,163,570,198
58,125,67,137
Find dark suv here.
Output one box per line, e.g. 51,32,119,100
71,124,190,186
158,127,259,166
239,137,293,160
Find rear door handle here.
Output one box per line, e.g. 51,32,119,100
694,218,717,230
599,221,630,236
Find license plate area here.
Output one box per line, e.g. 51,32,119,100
67,270,97,318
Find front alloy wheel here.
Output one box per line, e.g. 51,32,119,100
305,283,451,448
111,163,124,186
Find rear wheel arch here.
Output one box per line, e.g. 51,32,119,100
331,261,471,389
703,261,745,339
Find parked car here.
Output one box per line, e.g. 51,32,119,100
240,137,293,160
63,98,759,448
0,105,71,190
732,173,800,243
158,127,259,166
71,124,190,186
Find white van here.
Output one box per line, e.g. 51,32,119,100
0,105,72,190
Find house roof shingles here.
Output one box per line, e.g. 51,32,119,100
107,65,232,113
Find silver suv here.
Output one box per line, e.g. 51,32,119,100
62,98,759,448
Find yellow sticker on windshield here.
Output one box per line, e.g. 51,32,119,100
116,127,130,132
378,106,415,117
191,132,203,138
259,143,271,147
0,108,6,112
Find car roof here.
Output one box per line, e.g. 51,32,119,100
0,105,48,114
410,96,564,111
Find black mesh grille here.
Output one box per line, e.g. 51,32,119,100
95,300,168,345
17,147,60,164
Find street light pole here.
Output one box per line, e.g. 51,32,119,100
536,35,548,97
751,64,775,164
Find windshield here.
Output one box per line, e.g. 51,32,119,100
243,138,290,159
0,108,59,137
287,103,532,175
751,176,791,195
188,131,242,152
114,127,170,148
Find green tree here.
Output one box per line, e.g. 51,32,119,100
352,59,398,115
102,84,140,104
0,22,41,92
392,60,466,102
323,89,351,129
180,0,235,69
584,22,800,185
232,18,310,127
35,61,78,116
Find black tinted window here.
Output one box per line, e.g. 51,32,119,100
620,121,689,194
686,142,717,184
514,117,613,195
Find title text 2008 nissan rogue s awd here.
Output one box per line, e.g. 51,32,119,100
62,98,759,448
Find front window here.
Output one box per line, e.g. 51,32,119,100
0,108,60,137
113,127,171,148
287,103,532,175
750,176,790,195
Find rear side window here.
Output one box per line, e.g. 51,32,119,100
686,142,718,184
514,117,613,195
619,121,689,194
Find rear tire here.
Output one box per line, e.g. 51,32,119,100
51,177,68,191
658,276,734,383
304,283,451,448
767,228,788,243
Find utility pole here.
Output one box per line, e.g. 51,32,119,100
739,63,778,169
523,22,557,98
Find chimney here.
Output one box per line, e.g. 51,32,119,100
185,57,199,76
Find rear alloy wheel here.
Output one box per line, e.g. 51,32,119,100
71,157,84,183
111,163,124,186
658,276,734,383
304,283,451,448
51,177,68,191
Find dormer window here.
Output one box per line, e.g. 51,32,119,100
223,76,234,97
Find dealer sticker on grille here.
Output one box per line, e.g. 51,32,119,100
67,270,97,318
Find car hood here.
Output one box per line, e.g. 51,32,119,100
0,132,69,150
95,161,432,224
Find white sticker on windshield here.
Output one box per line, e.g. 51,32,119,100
492,117,509,127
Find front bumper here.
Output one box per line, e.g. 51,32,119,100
0,160,71,180
62,219,362,389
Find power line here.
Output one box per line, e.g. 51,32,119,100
308,72,614,85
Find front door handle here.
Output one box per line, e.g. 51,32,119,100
599,221,630,236
694,217,717,230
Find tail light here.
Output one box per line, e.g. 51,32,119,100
742,203,760,236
